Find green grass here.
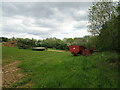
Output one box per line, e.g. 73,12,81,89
2,46,119,88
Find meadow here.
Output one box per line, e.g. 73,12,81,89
2,46,118,88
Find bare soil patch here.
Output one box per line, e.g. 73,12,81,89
47,50,65,52
2,61,25,88
2,41,17,47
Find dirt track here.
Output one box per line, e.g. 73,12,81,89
47,50,65,52
2,61,25,88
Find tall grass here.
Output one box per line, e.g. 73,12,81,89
2,46,119,88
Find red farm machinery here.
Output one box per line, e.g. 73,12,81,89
68,45,94,56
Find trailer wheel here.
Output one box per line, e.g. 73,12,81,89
72,54,77,56
79,51,82,55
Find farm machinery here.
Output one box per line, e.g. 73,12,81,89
68,45,94,56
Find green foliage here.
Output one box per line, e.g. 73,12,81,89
88,1,119,52
1,36,98,50
0,37,9,42
2,47,119,88
63,38,85,46
40,37,68,50
16,38,37,47
97,15,119,52
83,36,95,48
88,2,117,35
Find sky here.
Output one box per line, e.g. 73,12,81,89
1,2,93,40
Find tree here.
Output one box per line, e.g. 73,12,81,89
88,2,118,35
97,6,120,52
64,38,74,46
73,38,84,45
0,37,9,42
88,1,119,52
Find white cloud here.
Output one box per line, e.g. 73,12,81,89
2,2,92,40
51,28,90,39
75,10,87,17
2,31,43,40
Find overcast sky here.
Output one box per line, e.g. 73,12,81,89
1,2,93,40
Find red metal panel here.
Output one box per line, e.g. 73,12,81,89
69,45,80,54
82,49,90,56
69,45,94,56
69,45,85,55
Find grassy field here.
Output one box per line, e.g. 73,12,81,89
2,46,119,88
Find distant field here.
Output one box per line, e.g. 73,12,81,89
2,46,118,88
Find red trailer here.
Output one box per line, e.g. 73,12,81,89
82,49,90,56
68,45,93,56
68,45,85,56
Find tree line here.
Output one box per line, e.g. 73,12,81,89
0,36,96,50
